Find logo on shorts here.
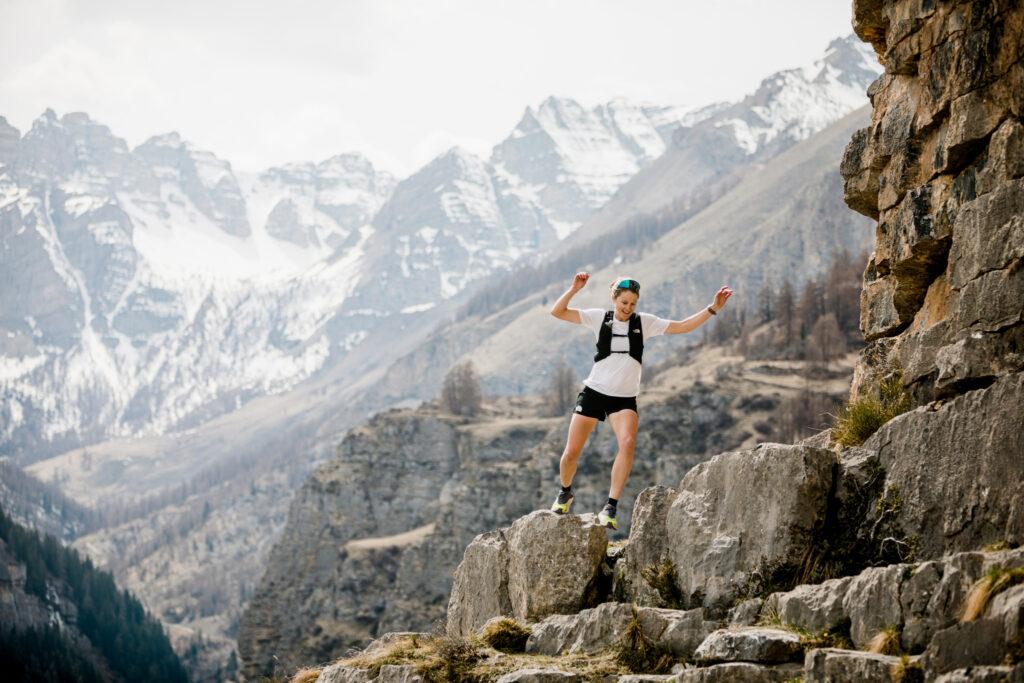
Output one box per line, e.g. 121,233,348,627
575,406,583,412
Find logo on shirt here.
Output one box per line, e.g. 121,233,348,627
632,328,640,333
574,405,583,412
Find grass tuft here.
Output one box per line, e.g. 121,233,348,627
866,625,902,655
287,668,322,683
418,635,483,682
984,540,1012,552
330,636,423,678
756,603,782,627
760,614,852,651
891,654,924,683
613,607,675,674
640,560,685,609
962,566,1024,622
480,617,531,654
832,373,911,447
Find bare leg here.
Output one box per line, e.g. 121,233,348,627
607,409,639,499
559,414,598,487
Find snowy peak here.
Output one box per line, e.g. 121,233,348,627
134,131,250,238
352,145,509,311
818,34,883,87
15,110,136,181
704,34,882,156
492,95,715,238
246,151,394,252
0,117,19,165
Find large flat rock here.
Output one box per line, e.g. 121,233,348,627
664,444,834,608
693,627,803,665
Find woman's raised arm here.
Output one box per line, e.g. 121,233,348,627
550,272,590,323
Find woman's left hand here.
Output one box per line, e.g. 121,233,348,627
712,286,733,311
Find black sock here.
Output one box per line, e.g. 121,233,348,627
561,484,573,494
606,497,618,510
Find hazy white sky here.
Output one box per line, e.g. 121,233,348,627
0,0,859,175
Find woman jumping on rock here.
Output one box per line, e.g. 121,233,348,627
549,273,733,529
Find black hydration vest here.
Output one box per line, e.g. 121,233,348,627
594,311,644,364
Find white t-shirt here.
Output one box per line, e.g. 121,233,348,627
577,308,671,397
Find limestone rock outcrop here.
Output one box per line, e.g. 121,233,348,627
863,372,1024,557
447,511,609,637
524,602,716,658
617,444,835,610
841,0,1024,403
836,0,1024,566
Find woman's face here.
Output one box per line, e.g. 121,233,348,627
612,290,638,320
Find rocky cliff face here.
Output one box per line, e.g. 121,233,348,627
841,0,1023,403
840,0,1024,557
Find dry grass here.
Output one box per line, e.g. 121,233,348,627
832,374,911,447
891,654,924,683
756,604,782,627
480,618,531,654
867,625,902,655
287,668,322,683
418,635,483,682
613,607,675,674
323,632,619,681
640,560,685,609
757,611,852,651
962,566,1024,622
330,635,426,677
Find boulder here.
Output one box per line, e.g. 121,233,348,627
693,627,803,664
494,669,580,683
446,529,511,637
727,599,764,627
676,662,803,682
842,564,906,649
663,444,834,608
505,511,608,622
635,607,718,659
989,584,1024,645
316,665,372,683
525,603,715,660
617,485,678,606
803,648,908,682
525,602,634,655
922,619,1008,675
934,666,1024,682
374,666,425,683
898,560,946,652
775,576,852,634
863,373,1024,558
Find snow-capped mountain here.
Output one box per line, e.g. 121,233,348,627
491,97,726,238
1,35,880,462
0,112,394,459
694,35,880,156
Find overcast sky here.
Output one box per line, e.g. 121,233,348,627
1,0,860,175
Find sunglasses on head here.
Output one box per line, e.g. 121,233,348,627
616,279,640,294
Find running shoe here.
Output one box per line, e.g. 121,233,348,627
551,489,574,514
598,503,618,530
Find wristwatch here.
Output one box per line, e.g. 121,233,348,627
707,306,717,315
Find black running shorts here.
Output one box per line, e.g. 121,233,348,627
573,386,638,421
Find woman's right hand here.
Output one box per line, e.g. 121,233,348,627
572,272,590,290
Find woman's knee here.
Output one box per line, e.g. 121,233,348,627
617,434,636,454
561,446,583,463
